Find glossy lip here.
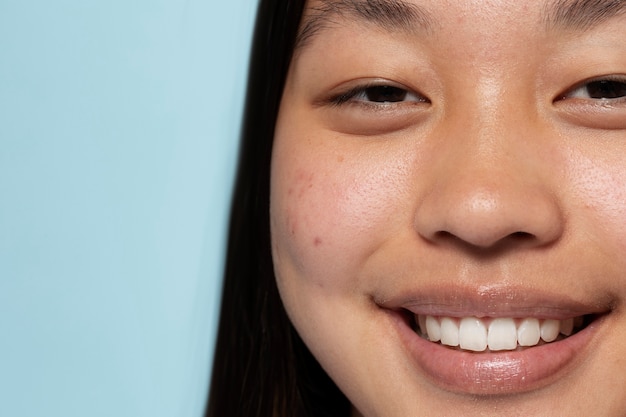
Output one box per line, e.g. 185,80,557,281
378,284,612,395
377,283,613,319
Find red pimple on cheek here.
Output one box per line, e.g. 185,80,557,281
314,237,323,247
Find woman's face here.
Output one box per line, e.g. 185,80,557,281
270,0,626,415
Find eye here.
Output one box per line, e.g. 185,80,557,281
332,83,428,106
562,77,626,100
353,85,423,103
319,80,432,135
554,75,626,130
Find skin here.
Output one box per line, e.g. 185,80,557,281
270,0,626,415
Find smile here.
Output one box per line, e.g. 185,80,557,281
379,285,612,395
413,314,591,352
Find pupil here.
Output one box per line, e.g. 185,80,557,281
366,86,407,102
586,80,626,99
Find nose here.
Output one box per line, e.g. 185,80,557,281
414,121,564,251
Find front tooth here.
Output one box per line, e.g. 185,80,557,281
517,318,540,346
440,317,459,347
459,317,487,351
488,318,517,351
425,316,441,342
560,318,574,336
541,319,560,342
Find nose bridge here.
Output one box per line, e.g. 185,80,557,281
462,71,529,151
414,83,563,250
442,74,536,188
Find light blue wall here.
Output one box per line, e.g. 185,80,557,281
0,0,257,415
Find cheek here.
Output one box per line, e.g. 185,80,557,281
568,150,626,252
269,135,411,293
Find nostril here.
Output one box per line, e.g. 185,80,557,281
427,230,539,252
510,231,534,240
433,231,454,240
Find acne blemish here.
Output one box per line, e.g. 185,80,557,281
294,170,315,197
314,237,322,247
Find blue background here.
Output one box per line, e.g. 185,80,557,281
0,0,256,415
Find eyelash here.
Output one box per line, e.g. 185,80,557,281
329,83,429,106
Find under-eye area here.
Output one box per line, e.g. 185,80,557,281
403,311,601,353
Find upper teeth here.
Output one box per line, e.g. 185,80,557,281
417,315,579,352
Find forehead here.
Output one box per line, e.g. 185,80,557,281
296,0,626,49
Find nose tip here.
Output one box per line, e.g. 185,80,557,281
415,183,564,251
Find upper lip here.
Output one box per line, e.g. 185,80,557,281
375,283,614,319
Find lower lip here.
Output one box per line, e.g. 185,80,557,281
389,310,601,395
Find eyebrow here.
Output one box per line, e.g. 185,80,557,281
544,0,626,31
295,0,433,50
295,0,626,52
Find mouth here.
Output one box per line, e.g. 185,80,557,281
380,286,612,395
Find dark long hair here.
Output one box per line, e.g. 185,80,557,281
206,1,351,416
